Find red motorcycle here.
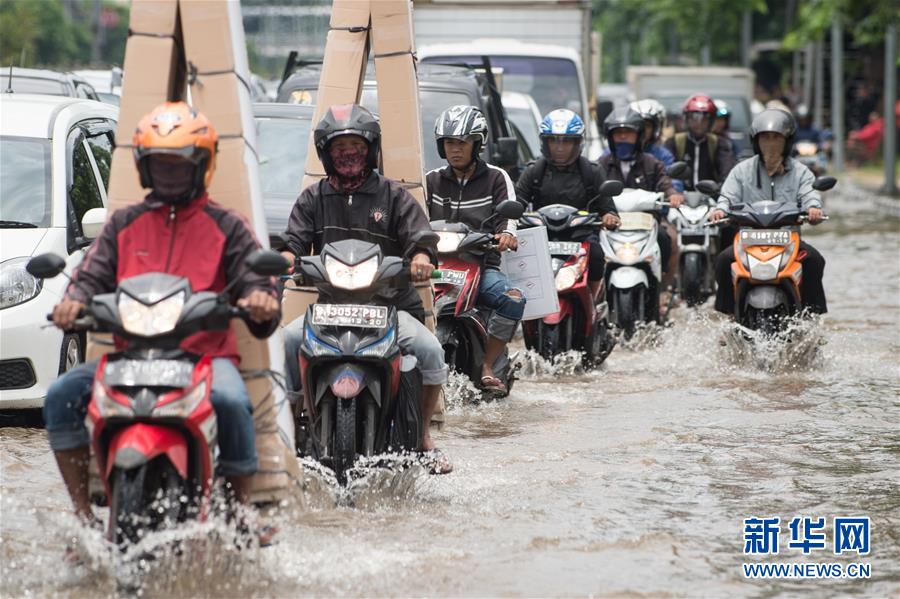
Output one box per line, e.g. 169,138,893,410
27,250,286,547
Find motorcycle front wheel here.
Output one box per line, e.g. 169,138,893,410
332,397,358,484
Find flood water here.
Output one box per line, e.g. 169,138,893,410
1,182,898,597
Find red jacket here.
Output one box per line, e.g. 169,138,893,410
67,193,279,363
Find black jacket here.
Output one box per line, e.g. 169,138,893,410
598,152,678,197
515,156,617,216
664,132,736,189
425,159,517,269
284,172,436,318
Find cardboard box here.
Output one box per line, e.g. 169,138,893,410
189,72,255,139
282,283,319,325
179,0,251,75
107,147,147,212
330,0,371,29
500,226,559,320
128,0,178,36
370,0,415,57
116,35,183,144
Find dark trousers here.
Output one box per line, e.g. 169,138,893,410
714,241,827,315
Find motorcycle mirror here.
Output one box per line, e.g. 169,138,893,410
409,230,440,248
493,136,519,167
245,250,290,276
599,180,624,197
26,253,66,279
812,176,837,191
666,161,689,179
696,180,720,196
495,199,524,220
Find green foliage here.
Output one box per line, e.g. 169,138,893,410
784,0,900,49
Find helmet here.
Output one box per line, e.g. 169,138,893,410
794,103,811,120
683,94,716,132
602,105,644,154
434,105,488,162
539,109,585,159
630,99,666,145
133,101,218,196
714,99,731,118
749,108,797,157
314,104,381,174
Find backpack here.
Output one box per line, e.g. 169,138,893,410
674,132,719,181
530,156,598,205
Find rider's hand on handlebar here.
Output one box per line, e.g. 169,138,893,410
709,209,727,223
602,213,621,230
495,232,518,251
668,193,685,208
280,250,296,274
410,252,434,282
52,299,85,330
237,290,279,324
807,207,824,224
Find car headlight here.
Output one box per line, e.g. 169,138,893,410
118,291,184,336
0,257,43,310
555,259,586,292
436,232,465,253
614,243,641,265
324,255,379,290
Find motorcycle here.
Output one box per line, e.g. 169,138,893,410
293,233,438,484
793,141,828,177
25,250,288,548
714,176,835,334
517,180,623,365
666,187,720,306
430,199,524,397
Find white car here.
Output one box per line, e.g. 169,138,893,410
0,95,117,409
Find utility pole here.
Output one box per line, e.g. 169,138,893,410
814,39,825,128
802,43,814,106
741,11,752,67
881,24,898,196
830,18,844,171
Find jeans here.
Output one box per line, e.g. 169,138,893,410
478,268,526,342
43,358,258,477
283,310,449,393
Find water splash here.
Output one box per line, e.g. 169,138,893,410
517,349,585,379
442,370,484,410
294,454,429,509
719,317,827,372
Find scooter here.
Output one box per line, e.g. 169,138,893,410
666,188,719,306
293,233,438,484
430,200,524,397
26,250,288,548
517,180,623,366
793,141,828,177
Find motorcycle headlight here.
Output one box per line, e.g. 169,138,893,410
569,214,593,227
356,327,396,358
779,242,795,269
0,257,43,310
118,291,184,336
303,322,340,356
153,380,208,419
615,243,641,265
736,242,749,270
555,259,586,292
324,255,379,290
436,232,465,253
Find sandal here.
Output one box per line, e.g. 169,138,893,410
420,448,453,475
480,375,507,395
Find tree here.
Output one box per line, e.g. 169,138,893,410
784,0,900,51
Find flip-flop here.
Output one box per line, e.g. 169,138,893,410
480,375,507,395
421,448,453,475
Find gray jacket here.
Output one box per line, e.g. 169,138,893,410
717,156,822,212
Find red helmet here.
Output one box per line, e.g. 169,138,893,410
683,94,716,116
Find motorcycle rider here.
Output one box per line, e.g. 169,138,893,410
43,102,280,529
794,103,825,145
425,105,525,394
515,109,620,299
631,99,684,192
281,104,452,473
712,99,731,136
665,94,736,190
598,106,684,305
709,109,827,317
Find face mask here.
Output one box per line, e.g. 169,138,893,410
758,135,786,176
614,142,636,161
327,140,371,193
148,156,198,204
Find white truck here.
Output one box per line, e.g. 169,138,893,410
413,0,602,157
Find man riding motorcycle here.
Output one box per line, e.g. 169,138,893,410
515,109,620,299
631,99,683,192
43,102,280,533
598,106,684,304
425,105,524,394
281,104,452,473
665,94,736,190
709,109,827,317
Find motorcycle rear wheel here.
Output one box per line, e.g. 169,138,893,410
681,253,704,307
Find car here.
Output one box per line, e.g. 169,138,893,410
1,67,101,102
72,68,123,106
0,95,117,409
502,90,542,157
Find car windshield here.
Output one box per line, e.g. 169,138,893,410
255,116,310,234
0,137,52,227
361,87,475,172
0,76,67,96
422,55,582,118
505,106,541,156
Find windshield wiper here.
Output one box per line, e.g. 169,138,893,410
0,220,38,228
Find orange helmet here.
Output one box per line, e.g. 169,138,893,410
133,101,218,192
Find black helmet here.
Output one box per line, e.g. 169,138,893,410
603,105,644,154
314,104,381,174
435,105,488,163
749,108,796,158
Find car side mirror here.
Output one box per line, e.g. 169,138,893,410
245,249,290,276
666,161,689,179
696,180,720,197
493,136,518,166
599,180,624,197
80,207,107,240
26,253,67,279
812,176,837,191
495,199,524,220
409,230,440,248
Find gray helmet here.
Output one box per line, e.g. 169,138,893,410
314,104,381,173
603,105,644,154
435,105,488,163
749,108,796,158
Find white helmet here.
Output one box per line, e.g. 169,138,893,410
630,99,667,143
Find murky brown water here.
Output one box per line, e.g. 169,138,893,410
2,182,898,597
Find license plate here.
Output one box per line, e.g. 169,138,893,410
311,304,388,328
547,241,581,256
432,269,467,286
741,229,791,246
104,359,194,388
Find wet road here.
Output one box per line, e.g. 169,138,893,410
1,181,898,597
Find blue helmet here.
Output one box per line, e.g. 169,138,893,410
539,109,585,162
